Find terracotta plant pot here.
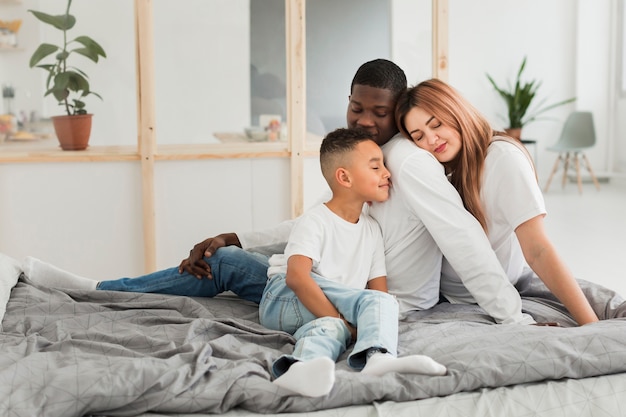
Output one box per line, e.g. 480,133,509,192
51,114,93,150
504,127,522,141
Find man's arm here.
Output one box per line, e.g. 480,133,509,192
237,219,295,250
179,212,304,279
238,190,332,249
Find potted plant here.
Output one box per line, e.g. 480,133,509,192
28,0,106,150
486,56,575,140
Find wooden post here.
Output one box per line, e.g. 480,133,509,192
286,0,306,219
135,0,157,272
432,0,448,81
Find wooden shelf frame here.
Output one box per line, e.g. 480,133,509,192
0,0,448,273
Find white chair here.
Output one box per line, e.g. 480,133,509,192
544,111,601,193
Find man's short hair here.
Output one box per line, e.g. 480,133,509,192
350,59,407,99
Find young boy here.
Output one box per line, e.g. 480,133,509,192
258,127,446,398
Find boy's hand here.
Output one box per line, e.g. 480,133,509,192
341,316,357,340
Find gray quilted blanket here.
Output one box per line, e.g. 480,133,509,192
1,276,626,417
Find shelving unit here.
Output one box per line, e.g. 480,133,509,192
0,0,449,273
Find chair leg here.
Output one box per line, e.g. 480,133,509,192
544,154,562,192
582,153,601,191
561,153,570,189
574,152,583,194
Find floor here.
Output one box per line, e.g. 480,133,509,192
542,176,626,298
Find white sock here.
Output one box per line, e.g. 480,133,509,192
22,256,97,290
272,356,336,397
361,352,447,376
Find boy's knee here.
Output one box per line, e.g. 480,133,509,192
295,317,350,342
368,290,398,304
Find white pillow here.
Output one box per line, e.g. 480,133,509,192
0,252,22,325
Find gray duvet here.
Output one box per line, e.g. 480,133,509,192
1,276,626,417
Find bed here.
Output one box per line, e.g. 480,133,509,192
2,253,626,417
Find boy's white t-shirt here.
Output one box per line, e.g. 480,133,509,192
267,203,386,289
441,139,546,303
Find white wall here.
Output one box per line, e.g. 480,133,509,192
1,1,623,289
153,157,291,271
0,162,144,279
448,0,577,182
614,1,626,173
153,0,250,145
390,0,433,86
445,0,617,182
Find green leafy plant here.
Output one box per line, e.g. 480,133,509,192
28,0,106,116
486,56,575,129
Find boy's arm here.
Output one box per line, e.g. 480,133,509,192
285,255,356,337
366,276,388,293
285,255,340,318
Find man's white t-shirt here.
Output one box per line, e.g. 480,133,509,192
267,203,386,289
441,139,546,303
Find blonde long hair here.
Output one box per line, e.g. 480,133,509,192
396,78,495,231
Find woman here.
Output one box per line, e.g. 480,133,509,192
395,78,599,326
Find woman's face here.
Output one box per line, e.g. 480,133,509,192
403,106,461,163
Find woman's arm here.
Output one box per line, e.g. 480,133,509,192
515,215,599,325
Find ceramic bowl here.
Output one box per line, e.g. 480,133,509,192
244,126,267,141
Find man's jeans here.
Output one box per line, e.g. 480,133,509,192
97,246,270,304
259,273,399,376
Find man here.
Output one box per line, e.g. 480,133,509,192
24,59,532,325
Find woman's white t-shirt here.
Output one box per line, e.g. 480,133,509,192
441,139,546,303
267,203,386,289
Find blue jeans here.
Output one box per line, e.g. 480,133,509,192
259,273,399,376
97,246,270,304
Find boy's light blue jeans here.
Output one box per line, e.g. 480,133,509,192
97,246,270,304
259,273,399,377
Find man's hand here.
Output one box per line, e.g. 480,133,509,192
178,233,241,279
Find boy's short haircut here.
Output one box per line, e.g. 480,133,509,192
350,59,407,99
319,128,374,184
